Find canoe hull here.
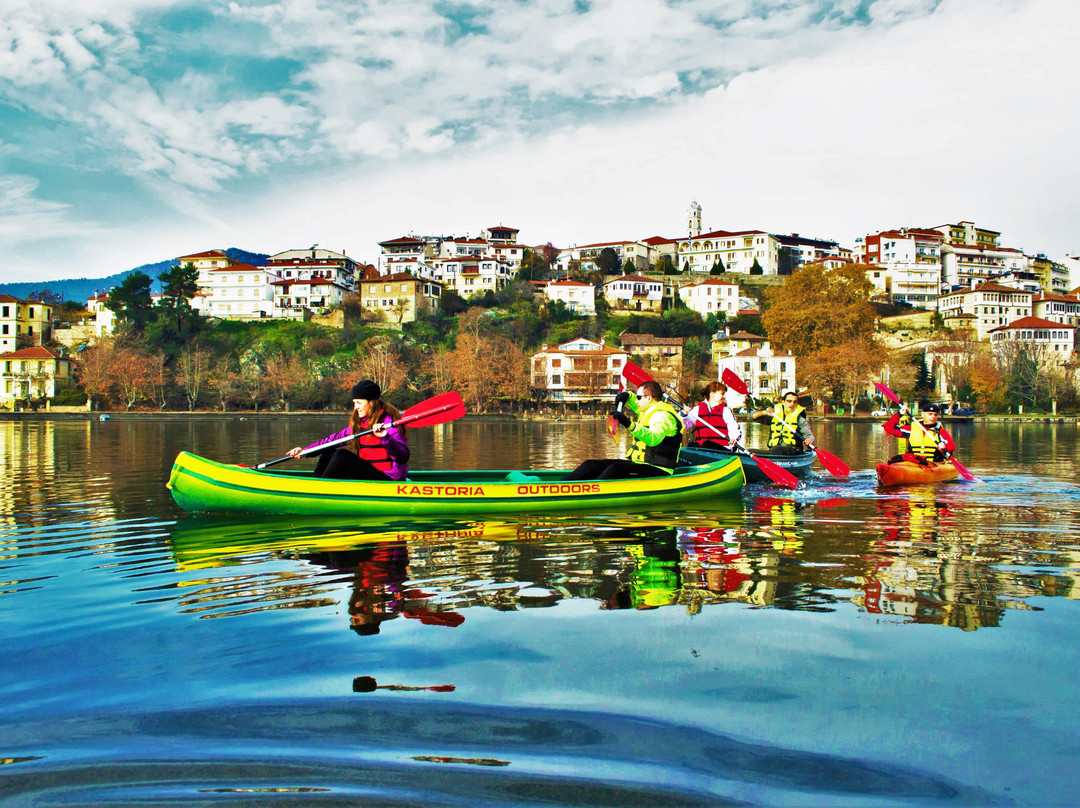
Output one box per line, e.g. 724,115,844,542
679,445,815,484
876,460,960,487
168,451,745,516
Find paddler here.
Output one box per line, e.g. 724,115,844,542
682,380,742,449
750,390,815,456
563,380,684,480
883,402,956,465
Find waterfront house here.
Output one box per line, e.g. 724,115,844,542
0,347,74,409
988,316,1077,364
530,338,628,403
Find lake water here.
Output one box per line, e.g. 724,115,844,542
2,415,1079,806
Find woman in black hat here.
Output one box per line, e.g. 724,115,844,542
286,379,410,480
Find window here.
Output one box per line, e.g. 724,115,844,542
760,361,768,371
552,375,562,385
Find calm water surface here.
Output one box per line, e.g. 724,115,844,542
1,416,1079,806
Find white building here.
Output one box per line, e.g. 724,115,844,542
1033,293,1080,327
544,279,596,315
937,281,1034,341
266,248,359,318
859,228,943,308
436,256,514,298
206,263,280,320
773,233,843,273
602,274,667,313
530,338,628,402
678,278,739,320
1,347,75,408
716,341,796,402
678,229,780,275
988,316,1076,363
1,294,54,352
934,222,1027,292
85,293,116,337
176,249,241,316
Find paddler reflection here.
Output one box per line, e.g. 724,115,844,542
753,496,804,554
304,542,464,636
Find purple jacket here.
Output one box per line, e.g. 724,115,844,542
303,415,410,481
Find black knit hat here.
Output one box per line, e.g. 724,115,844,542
351,379,381,400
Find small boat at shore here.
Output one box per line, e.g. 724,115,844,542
876,460,961,487
168,451,745,516
678,445,815,484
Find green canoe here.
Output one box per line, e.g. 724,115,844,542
167,450,745,516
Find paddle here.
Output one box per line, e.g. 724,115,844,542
255,391,466,469
721,368,850,479
873,382,981,483
621,362,798,489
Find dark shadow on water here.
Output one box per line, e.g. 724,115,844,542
0,699,1002,807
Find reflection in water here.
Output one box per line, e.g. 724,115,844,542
4,419,1080,806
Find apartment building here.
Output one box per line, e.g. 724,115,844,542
859,228,943,308
267,248,358,318
206,263,280,320
176,249,241,315
678,230,780,275
935,222,1026,291
357,273,443,323
1032,293,1080,328
937,281,1034,340
0,294,53,353
773,233,843,273
988,317,1077,363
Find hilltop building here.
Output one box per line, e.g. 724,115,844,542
0,294,54,353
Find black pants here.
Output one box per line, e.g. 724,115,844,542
313,448,392,481
767,444,804,456
562,459,671,481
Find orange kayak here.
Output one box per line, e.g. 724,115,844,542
876,460,960,487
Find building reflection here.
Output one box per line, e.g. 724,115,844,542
855,490,1064,630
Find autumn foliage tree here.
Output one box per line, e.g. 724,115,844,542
761,262,877,358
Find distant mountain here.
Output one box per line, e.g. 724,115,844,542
0,249,269,304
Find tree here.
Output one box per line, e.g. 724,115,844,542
107,271,155,332
596,248,622,276
350,336,408,395
177,345,210,411
969,354,1004,411
75,339,117,410
710,258,725,275
800,338,886,413
208,355,241,412
146,351,172,410
238,353,267,413
264,353,310,412
760,262,877,357
110,343,154,410
749,258,764,275
148,262,204,355
516,248,552,282
656,255,678,275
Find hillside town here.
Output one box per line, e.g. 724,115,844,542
2,202,1078,414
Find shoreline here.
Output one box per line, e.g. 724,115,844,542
3,410,1078,425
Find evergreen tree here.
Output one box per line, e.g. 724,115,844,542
107,271,155,332
710,258,725,275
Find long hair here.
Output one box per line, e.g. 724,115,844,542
347,398,404,452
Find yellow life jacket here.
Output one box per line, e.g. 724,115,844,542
627,399,684,468
896,412,913,452
907,420,942,458
768,405,805,448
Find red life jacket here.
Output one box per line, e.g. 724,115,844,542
692,402,731,447
352,419,394,473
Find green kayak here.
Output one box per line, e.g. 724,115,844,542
167,450,745,516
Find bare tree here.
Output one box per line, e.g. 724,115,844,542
177,345,210,412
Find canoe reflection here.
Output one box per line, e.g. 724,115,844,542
166,500,845,628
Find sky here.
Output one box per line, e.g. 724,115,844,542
1,0,1078,284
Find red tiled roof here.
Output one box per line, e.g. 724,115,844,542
209,263,262,272
607,273,661,284
0,346,63,360
546,280,592,287
1033,293,1080,304
721,331,766,341
0,293,22,303
177,249,230,260
989,316,1077,332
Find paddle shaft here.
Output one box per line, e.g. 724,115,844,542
256,397,460,469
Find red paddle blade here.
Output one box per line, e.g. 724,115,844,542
752,453,799,489
874,382,900,404
814,447,850,478
621,360,654,386
721,368,750,397
397,391,466,428
948,455,982,483
605,415,620,444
